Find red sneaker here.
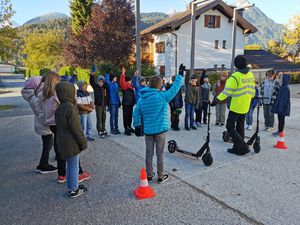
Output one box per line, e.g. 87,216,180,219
78,171,91,183
57,175,66,183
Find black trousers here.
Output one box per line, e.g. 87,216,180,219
170,108,180,129
195,105,201,123
50,125,83,176
123,105,133,130
39,134,53,168
278,115,285,132
226,111,249,153
200,101,209,123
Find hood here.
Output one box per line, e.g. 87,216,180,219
139,86,159,99
282,74,290,86
56,82,76,104
237,68,250,75
24,76,42,89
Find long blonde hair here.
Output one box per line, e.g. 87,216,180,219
43,71,61,99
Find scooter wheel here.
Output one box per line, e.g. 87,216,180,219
202,152,213,166
253,142,261,153
168,140,177,153
222,131,230,142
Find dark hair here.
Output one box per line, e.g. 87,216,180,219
200,70,207,85
149,76,162,89
234,55,247,69
125,76,132,82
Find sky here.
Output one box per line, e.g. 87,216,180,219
11,0,300,26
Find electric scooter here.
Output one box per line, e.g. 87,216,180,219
167,100,213,166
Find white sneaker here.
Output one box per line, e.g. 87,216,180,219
245,125,249,130
196,122,202,127
261,127,268,131
266,127,274,132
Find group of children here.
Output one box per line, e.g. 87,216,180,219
22,63,291,198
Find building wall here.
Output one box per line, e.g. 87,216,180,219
153,9,245,79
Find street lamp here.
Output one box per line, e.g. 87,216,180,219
230,3,255,75
135,0,141,76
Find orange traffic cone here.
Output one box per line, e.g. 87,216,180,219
134,168,156,200
274,132,288,150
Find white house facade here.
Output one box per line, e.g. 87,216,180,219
141,0,257,79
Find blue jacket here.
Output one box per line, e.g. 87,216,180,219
105,74,120,105
133,76,145,103
250,86,259,108
271,74,291,116
133,75,183,135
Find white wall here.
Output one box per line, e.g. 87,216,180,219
153,9,245,75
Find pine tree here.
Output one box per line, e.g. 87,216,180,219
70,0,93,34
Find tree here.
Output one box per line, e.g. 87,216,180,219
70,0,93,34
267,40,288,58
22,30,64,69
0,0,17,63
65,0,135,68
283,15,300,63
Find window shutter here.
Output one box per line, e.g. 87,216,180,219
204,15,209,27
215,16,221,28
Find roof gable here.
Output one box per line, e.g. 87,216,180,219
141,0,257,35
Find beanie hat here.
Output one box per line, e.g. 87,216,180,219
91,65,97,73
97,75,105,82
234,55,247,69
125,76,132,82
77,80,86,90
138,76,145,83
190,74,197,80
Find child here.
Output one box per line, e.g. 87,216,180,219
200,74,211,124
55,82,88,198
133,72,183,183
90,67,109,138
213,72,228,126
132,71,146,103
271,73,291,136
167,76,183,131
105,71,121,135
260,70,280,132
120,67,136,136
184,74,199,130
77,80,95,141
245,82,259,130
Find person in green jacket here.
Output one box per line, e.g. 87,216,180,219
55,82,88,198
211,55,255,155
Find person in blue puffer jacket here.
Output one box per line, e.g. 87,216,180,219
133,71,147,103
271,73,291,136
105,72,121,135
133,69,183,184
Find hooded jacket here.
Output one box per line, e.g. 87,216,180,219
55,82,87,159
271,74,291,116
105,73,120,105
120,73,135,106
21,80,52,136
133,75,183,135
89,74,109,107
133,76,145,102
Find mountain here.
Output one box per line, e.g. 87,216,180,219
23,13,70,26
140,12,168,30
233,0,285,47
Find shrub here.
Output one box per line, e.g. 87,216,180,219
289,72,300,84
75,68,90,84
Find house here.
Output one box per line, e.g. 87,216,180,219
140,0,257,79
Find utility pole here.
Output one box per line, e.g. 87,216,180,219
135,0,141,76
230,3,254,75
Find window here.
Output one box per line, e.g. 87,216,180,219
155,42,165,53
215,40,219,49
222,40,226,49
204,15,221,28
159,65,165,76
214,64,218,69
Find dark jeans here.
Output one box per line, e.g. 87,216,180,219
200,101,209,123
95,106,106,132
263,104,274,127
123,105,133,130
50,125,83,176
195,104,201,123
39,134,53,168
226,111,249,153
185,103,195,127
246,106,255,125
170,107,180,129
278,115,285,132
109,104,119,131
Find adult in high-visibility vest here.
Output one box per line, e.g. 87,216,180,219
211,55,255,155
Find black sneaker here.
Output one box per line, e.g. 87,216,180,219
157,174,169,184
147,172,155,182
103,130,109,136
98,131,103,136
215,122,220,126
69,185,88,198
36,165,57,174
185,126,190,131
124,129,131,136
87,137,95,141
190,126,197,130
220,123,225,126
129,127,135,133
227,148,250,156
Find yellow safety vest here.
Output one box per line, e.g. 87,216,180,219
217,71,255,114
